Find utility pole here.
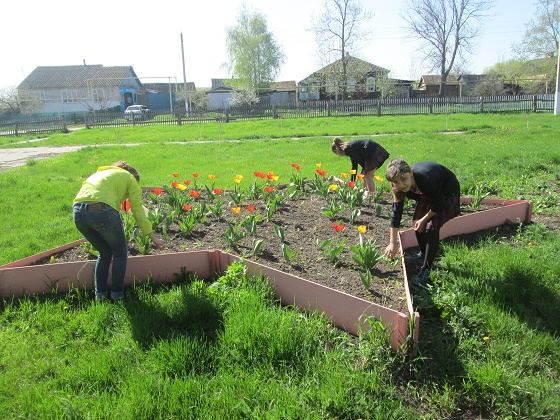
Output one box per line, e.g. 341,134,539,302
180,32,189,116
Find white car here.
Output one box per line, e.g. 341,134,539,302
124,105,152,121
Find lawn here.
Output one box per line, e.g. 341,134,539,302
0,113,559,418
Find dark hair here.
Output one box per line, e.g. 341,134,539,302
112,160,140,182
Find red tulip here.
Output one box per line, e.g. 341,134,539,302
182,204,192,211
121,200,130,211
247,205,255,212
172,173,179,178
153,188,163,195
265,186,274,193
213,188,223,195
333,223,345,232
190,190,200,198
192,173,199,178
184,180,191,186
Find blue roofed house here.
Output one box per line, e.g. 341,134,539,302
18,64,143,114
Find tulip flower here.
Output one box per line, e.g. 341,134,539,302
231,207,241,214
192,173,199,178
153,188,163,195
265,186,275,193
172,173,179,178
333,223,345,232
184,180,191,186
374,175,384,182
358,225,367,233
356,174,364,180
190,190,200,198
247,205,255,212
182,204,192,211
171,181,178,188
213,188,223,195
347,181,355,188
329,184,338,191
209,174,216,180
341,172,348,178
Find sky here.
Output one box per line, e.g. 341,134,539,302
1,0,535,90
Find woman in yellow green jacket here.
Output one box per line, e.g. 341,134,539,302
73,161,164,301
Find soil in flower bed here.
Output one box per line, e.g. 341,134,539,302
33,195,553,315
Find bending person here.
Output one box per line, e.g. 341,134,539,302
73,161,165,301
384,158,460,285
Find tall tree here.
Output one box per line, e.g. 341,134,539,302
310,0,372,99
513,0,560,59
223,4,285,95
402,0,494,97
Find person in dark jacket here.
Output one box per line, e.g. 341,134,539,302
331,137,389,196
384,158,460,285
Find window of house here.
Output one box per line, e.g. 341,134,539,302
347,77,356,92
35,91,46,101
326,78,338,93
366,77,376,92
61,90,78,103
92,88,104,102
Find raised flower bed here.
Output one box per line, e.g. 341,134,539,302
0,166,533,351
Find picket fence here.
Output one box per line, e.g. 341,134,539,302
0,94,554,136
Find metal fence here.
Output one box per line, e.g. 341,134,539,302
1,94,554,137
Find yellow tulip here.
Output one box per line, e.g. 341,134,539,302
358,225,367,233
329,184,338,191
341,172,348,178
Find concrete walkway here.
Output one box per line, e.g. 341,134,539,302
0,146,86,171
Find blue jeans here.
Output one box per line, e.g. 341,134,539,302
73,202,128,300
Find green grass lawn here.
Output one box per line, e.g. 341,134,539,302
0,113,559,418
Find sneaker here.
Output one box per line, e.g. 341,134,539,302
413,267,430,286
405,251,425,264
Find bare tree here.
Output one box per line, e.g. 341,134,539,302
402,0,495,97
513,0,560,59
0,86,42,115
310,0,372,99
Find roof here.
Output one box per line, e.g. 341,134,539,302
18,65,139,89
419,75,460,86
142,82,196,93
299,55,389,85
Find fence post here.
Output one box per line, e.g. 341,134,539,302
377,100,381,117
226,108,230,123
532,95,537,112
428,98,433,114
61,115,68,133
273,106,277,119
327,103,331,117
177,114,182,126
479,97,484,113
15,121,19,137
